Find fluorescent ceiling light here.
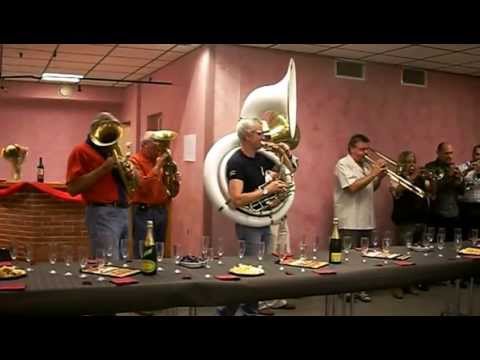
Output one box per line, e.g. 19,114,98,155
41,73,83,83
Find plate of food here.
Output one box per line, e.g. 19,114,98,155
179,255,207,268
280,258,329,269
362,250,401,259
229,264,264,276
458,247,480,256
0,265,27,280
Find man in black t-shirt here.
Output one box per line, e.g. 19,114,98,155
216,118,288,316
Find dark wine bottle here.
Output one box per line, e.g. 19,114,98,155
141,220,157,275
329,217,342,264
37,157,44,183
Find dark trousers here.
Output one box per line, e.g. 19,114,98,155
427,213,460,242
459,202,480,240
132,205,168,258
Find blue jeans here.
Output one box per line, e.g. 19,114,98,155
85,205,128,261
216,224,272,316
132,205,168,258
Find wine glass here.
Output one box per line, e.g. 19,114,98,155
470,228,479,247
201,236,210,260
257,241,265,265
205,247,214,278
156,242,164,272
9,240,17,261
454,228,463,259
404,232,413,255
436,232,445,257
63,244,73,276
216,237,224,265
238,239,246,260
342,235,352,262
299,236,308,260
371,230,379,251
78,246,88,278
173,244,182,273
48,242,57,274
276,243,287,271
382,231,392,254
105,237,114,266
360,236,369,263
312,235,320,260
96,248,106,282
423,230,434,256
120,239,129,267
25,244,34,272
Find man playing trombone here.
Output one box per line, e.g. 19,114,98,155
334,134,387,303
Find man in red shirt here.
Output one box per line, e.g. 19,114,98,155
129,131,180,258
66,112,130,260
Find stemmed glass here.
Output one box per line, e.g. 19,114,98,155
382,231,392,264
436,232,445,257
312,235,320,260
470,228,478,247
156,242,164,272
371,230,379,251
454,228,463,259
423,229,434,256
205,247,214,278
96,248,106,282
238,239,246,260
173,244,182,274
78,246,88,278
63,245,73,276
343,235,352,262
360,236,369,263
120,239,129,267
9,240,17,261
299,236,308,260
404,232,413,255
201,236,210,261
48,242,57,274
276,243,287,271
257,241,265,267
25,244,34,272
216,237,224,265
105,237,114,266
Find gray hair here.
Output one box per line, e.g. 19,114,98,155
236,118,262,141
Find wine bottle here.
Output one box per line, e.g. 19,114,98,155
141,220,157,275
329,217,342,264
37,157,44,183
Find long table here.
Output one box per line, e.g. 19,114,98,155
1,246,479,315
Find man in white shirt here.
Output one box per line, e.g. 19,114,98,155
334,134,387,302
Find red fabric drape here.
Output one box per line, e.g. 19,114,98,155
0,182,84,204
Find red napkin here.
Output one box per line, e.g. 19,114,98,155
462,255,480,260
215,274,241,281
313,269,337,275
394,260,416,266
110,277,138,286
0,283,26,291
0,261,13,266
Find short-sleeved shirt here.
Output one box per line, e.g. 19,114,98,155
129,151,169,205
226,149,275,193
334,154,375,230
66,142,119,203
458,161,480,203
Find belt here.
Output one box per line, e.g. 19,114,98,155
89,202,129,208
133,203,166,210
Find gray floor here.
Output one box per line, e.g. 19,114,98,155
139,282,479,316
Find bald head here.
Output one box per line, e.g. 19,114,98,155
436,142,454,165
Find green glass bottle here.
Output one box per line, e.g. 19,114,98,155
141,220,157,275
329,217,343,264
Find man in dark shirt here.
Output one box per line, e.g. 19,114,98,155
425,142,464,242
216,118,287,316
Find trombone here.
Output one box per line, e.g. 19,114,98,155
364,149,426,199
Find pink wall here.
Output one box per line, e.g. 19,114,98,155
0,81,124,182
208,45,480,253
124,46,212,255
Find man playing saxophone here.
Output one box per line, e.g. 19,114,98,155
66,112,132,260
129,131,181,258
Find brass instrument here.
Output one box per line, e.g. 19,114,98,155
365,148,426,199
150,130,180,198
1,144,28,181
89,118,139,194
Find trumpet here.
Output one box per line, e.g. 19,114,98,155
364,149,426,199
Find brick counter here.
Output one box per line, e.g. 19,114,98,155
0,182,88,262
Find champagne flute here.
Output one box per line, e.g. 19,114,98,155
48,242,57,274
371,230,379,251
96,248,106,282
120,239,129,267
299,236,308,260
201,236,210,260
25,244,34,272
360,236,369,263
382,231,391,254
342,235,352,262
156,242,164,272
205,247,214,278
9,240,17,261
470,228,479,247
105,237,114,266
454,228,463,259
257,241,265,262
312,235,320,260
404,232,413,255
173,244,182,273
423,231,433,256
217,237,224,265
437,232,445,257
238,239,246,260
63,244,73,276
277,243,286,271
78,246,88,278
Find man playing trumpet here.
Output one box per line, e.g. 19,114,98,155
458,144,480,240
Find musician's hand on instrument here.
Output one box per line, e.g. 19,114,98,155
266,180,288,194
278,143,292,157
103,157,116,171
371,159,387,177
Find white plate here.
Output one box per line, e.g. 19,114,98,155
179,261,206,269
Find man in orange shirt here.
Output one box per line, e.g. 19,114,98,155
130,131,180,258
66,112,131,260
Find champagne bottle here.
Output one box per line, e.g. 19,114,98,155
141,220,157,275
37,157,44,183
329,217,343,264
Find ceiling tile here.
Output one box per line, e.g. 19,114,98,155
427,52,480,65
463,61,480,69
86,71,132,79
317,48,372,59
54,52,103,63
157,51,184,61
101,56,151,66
93,64,138,73
124,73,149,81
171,44,201,53
272,44,331,53
239,44,275,48
340,44,410,53
2,64,45,73
315,44,342,48
58,44,115,55
144,59,169,68
80,80,118,86
421,44,480,51
2,70,41,77
463,47,480,55
45,67,88,76
3,57,49,67
362,54,409,64
437,66,478,74
112,47,163,59
3,48,52,60
121,44,175,51
384,45,450,59
5,44,57,52
401,60,446,69
47,60,93,71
